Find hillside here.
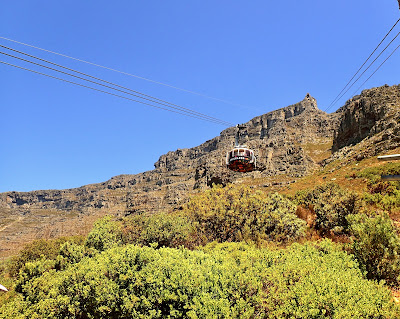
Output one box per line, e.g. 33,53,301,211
0,84,399,258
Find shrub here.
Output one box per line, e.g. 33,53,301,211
349,213,400,285
356,163,400,211
121,212,195,248
356,162,400,184
1,241,399,318
183,184,306,244
7,236,84,278
294,183,360,234
85,216,123,251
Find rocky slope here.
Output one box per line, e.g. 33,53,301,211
329,84,400,164
1,84,399,257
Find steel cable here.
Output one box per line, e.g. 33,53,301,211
325,18,400,112
0,45,234,127
0,60,233,126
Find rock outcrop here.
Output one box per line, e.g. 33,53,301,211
332,84,400,161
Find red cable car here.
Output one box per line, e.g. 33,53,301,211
226,125,256,172
226,147,256,172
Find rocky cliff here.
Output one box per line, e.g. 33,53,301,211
1,84,399,257
331,84,400,162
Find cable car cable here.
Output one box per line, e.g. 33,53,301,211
0,44,233,127
0,50,233,127
0,51,233,127
352,41,400,96
0,60,232,126
0,36,261,112
326,29,400,112
325,18,400,112
326,17,400,111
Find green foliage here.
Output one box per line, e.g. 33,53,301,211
85,216,123,251
294,183,360,234
356,162,400,184
206,240,399,318
4,181,400,318
349,213,400,286
7,236,84,278
121,212,195,248
1,241,398,318
356,163,400,211
183,184,306,244
362,190,400,211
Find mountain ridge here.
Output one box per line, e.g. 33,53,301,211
1,83,399,257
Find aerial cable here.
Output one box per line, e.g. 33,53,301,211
0,60,232,127
331,29,400,108
0,44,233,126
326,18,400,112
326,28,400,112
0,51,234,127
326,17,400,111
352,41,400,95
0,36,261,112
0,60,231,126
0,50,233,127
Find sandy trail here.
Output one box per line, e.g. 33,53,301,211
0,216,25,232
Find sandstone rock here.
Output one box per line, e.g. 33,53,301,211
332,84,400,159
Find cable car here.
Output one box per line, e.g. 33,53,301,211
226,125,256,172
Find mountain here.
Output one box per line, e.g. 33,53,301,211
1,84,399,258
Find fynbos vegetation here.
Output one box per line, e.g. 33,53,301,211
2,182,400,318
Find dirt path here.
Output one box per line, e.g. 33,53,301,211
0,216,24,232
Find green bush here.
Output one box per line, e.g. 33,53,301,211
85,216,123,251
121,212,195,248
7,236,84,278
182,184,306,244
356,163,400,211
349,213,400,285
1,241,398,318
294,183,360,234
362,184,400,212
356,162,400,184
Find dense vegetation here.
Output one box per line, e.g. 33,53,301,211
356,163,400,212
1,181,400,318
1,241,398,318
293,183,359,235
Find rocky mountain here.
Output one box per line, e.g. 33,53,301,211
1,84,399,257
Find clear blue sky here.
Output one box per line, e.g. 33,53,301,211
1,0,399,192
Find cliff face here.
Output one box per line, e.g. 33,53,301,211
155,93,338,187
1,84,399,257
1,93,338,213
332,84,400,161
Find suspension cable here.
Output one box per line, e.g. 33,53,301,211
0,60,233,127
0,36,261,112
0,51,235,127
325,18,400,112
0,44,233,126
352,41,400,95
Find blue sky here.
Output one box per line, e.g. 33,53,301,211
1,0,400,192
